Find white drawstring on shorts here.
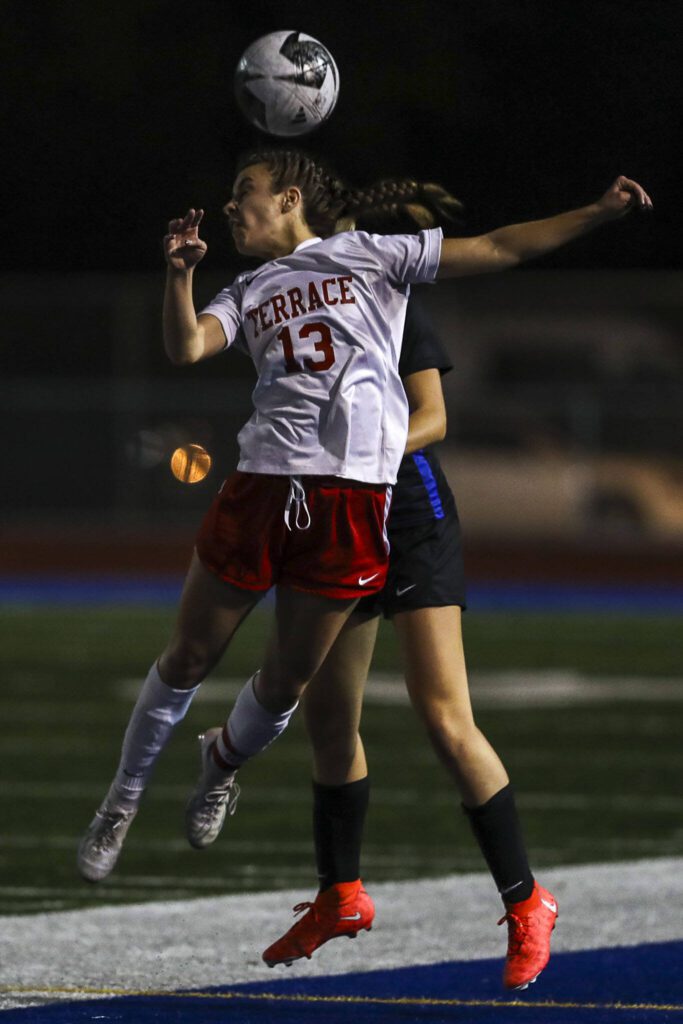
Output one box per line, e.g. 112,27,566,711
284,475,312,531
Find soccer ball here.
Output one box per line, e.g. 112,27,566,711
234,30,340,137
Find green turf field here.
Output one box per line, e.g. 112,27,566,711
1,606,682,916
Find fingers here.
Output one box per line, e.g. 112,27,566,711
164,208,207,264
615,176,653,212
167,208,205,234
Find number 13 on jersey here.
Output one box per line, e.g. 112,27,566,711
277,321,335,373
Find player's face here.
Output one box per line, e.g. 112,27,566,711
224,164,289,259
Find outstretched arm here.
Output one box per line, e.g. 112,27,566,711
437,176,653,279
163,209,226,364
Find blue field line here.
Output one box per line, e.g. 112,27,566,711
1,574,683,612
468,581,683,612
3,941,683,1023
0,575,184,606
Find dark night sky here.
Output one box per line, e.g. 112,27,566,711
5,0,682,274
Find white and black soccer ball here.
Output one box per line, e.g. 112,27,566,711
234,30,340,137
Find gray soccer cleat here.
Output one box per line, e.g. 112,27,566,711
77,802,138,882
185,727,240,849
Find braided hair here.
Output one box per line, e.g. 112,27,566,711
235,148,464,237
344,179,464,234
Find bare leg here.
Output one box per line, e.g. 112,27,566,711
255,587,360,712
209,586,360,771
394,605,508,806
159,551,260,687
302,613,379,785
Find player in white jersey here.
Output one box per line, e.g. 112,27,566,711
200,227,441,484
77,149,651,908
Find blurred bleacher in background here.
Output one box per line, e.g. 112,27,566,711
2,269,683,587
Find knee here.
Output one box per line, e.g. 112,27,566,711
311,729,360,778
262,652,321,703
304,696,358,755
280,650,321,688
308,720,358,761
415,696,479,755
159,641,214,688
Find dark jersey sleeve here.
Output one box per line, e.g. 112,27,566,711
399,294,453,378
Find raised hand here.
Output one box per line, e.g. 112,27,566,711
164,208,208,270
596,176,653,219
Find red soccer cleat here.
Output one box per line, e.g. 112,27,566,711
262,879,374,967
498,881,558,990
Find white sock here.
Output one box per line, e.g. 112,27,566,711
108,662,199,807
215,672,298,769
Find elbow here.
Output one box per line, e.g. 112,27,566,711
433,416,447,444
431,405,447,443
167,349,200,367
163,323,206,366
164,336,204,366
486,234,522,270
420,413,447,447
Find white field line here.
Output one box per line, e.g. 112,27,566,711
1,673,681,727
0,838,476,864
0,857,682,1010
0,781,681,814
3,740,683,771
120,671,683,708
0,738,98,755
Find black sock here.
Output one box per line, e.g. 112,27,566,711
313,777,369,891
463,784,534,903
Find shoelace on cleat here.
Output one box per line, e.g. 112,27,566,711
195,783,240,830
275,902,320,948
289,898,354,930
197,737,240,813
292,901,317,919
498,911,527,955
91,810,133,851
288,900,337,937
202,779,239,807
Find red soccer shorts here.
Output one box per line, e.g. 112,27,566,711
195,471,391,600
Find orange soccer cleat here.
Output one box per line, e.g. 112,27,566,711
498,881,558,990
262,879,374,967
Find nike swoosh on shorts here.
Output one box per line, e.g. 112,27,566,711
396,583,417,596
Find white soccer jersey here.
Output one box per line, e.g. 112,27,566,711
200,227,442,484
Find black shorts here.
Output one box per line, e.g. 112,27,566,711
356,507,466,618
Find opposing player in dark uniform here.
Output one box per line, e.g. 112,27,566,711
261,296,555,990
